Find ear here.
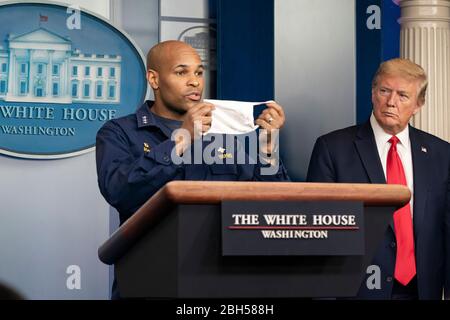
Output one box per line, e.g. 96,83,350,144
412,104,423,115
371,87,376,104
412,94,426,115
147,69,159,90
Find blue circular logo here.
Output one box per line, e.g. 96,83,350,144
0,2,147,159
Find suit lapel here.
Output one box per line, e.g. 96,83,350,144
355,121,395,231
409,126,429,238
354,121,386,184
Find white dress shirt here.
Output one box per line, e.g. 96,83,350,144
370,114,414,216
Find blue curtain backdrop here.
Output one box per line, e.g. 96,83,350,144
216,0,274,101
216,0,399,123
356,0,400,124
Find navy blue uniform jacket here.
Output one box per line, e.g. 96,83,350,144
307,121,450,299
96,101,290,225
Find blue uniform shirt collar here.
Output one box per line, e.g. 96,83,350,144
136,100,182,138
136,100,159,128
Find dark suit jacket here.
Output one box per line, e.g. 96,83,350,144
307,120,450,299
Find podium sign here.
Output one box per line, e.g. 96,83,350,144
99,181,410,298
222,201,364,256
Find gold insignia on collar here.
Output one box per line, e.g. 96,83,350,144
217,147,232,159
144,142,151,153
219,153,233,159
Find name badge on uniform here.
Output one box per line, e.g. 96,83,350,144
218,147,232,159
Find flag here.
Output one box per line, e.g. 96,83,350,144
40,14,48,22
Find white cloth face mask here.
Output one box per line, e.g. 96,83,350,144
204,99,273,135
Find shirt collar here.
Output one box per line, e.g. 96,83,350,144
136,100,158,128
135,100,183,138
370,112,410,148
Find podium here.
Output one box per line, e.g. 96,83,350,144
98,181,410,298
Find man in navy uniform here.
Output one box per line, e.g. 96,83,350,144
96,40,290,226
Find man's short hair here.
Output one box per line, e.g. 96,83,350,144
372,58,428,105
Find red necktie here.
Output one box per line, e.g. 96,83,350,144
387,136,416,285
